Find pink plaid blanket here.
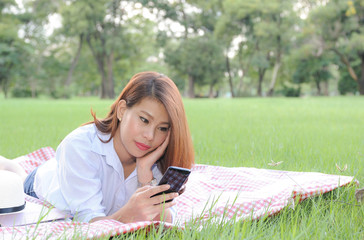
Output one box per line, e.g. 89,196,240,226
0,147,355,239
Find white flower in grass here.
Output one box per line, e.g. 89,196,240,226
268,160,283,167
335,163,347,172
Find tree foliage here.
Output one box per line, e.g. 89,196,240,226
0,0,23,98
1,0,364,98
307,0,364,94
165,36,225,97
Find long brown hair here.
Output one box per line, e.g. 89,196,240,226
85,71,194,173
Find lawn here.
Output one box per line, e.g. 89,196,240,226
0,96,363,239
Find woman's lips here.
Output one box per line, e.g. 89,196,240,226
135,142,151,151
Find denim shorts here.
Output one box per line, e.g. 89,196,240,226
24,167,39,199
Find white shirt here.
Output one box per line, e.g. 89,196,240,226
34,124,175,223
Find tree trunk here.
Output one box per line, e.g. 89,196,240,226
209,84,214,98
100,62,108,99
358,52,364,95
188,75,195,98
267,61,281,96
257,68,266,97
86,35,110,99
2,78,8,98
323,80,329,96
315,78,321,96
225,55,235,98
267,34,282,97
332,48,358,81
106,51,115,99
65,34,84,90
104,0,120,99
3,86,7,98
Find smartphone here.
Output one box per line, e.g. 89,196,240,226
151,166,191,202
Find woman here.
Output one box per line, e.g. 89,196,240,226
1,72,194,224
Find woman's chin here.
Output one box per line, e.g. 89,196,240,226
132,149,149,159
129,145,156,159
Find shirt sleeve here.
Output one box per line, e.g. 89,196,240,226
55,134,106,222
169,204,177,224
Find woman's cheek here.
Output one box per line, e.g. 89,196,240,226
157,133,167,147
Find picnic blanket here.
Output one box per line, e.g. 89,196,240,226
0,147,356,239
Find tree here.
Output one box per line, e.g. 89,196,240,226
140,0,221,97
264,0,297,96
165,36,225,98
293,56,333,95
59,0,144,99
2,0,61,98
308,0,364,95
217,0,298,97
0,0,23,98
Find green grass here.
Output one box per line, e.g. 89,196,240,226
1,96,363,239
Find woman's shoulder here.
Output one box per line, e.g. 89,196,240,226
55,124,107,168
56,124,102,155
63,124,98,144
58,123,111,156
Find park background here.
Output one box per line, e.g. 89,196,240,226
0,0,363,99
1,0,364,239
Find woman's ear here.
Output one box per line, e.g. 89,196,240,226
116,100,127,121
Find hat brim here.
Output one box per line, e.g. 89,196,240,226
0,201,69,227
0,202,26,215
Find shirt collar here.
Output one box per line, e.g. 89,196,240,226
90,124,137,180
90,126,123,173
90,128,110,156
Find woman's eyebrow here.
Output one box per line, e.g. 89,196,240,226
140,110,153,119
141,110,170,125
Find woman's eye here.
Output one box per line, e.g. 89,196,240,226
140,116,149,124
159,127,169,132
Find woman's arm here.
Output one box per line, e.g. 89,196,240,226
90,209,173,223
90,185,177,223
136,132,170,185
152,208,173,223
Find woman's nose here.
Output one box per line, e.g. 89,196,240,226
143,127,154,141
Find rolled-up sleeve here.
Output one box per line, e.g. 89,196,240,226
169,205,177,224
56,136,106,222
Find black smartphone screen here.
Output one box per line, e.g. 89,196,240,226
151,166,191,201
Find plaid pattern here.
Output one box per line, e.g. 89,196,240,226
0,147,356,239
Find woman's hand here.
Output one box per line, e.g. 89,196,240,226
136,131,170,184
110,184,177,223
178,184,186,195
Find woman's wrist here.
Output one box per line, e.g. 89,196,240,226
137,177,157,187
136,164,154,187
153,208,173,223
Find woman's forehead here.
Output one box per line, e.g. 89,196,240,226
132,97,170,123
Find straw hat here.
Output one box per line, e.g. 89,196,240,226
0,170,25,215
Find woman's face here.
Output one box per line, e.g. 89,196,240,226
116,97,170,161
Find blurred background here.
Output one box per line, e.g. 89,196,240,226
0,0,363,99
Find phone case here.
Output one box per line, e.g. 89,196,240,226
151,166,191,202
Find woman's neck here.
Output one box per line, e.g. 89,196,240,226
113,129,136,167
